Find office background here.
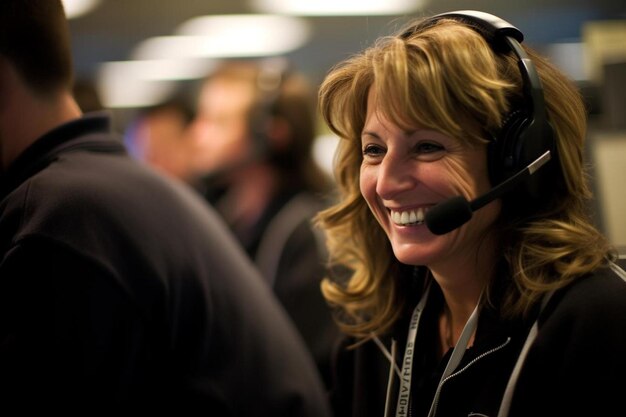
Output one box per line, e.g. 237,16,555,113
64,0,626,251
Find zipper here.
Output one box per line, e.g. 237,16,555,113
428,337,512,417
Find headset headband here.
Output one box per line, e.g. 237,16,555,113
401,10,557,205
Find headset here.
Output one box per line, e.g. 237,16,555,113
247,58,291,161
401,10,561,233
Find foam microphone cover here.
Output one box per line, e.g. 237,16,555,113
425,196,473,235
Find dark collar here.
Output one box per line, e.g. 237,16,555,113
1,111,123,198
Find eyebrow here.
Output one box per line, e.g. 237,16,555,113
361,129,418,140
361,130,381,139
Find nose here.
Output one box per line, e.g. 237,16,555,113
376,154,417,200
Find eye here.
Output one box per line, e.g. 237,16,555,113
362,143,385,157
414,141,443,153
413,141,445,161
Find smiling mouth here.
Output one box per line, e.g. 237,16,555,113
390,207,429,226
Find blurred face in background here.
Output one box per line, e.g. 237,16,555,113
188,77,257,178
132,107,193,181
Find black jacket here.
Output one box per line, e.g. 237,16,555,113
330,262,626,417
207,174,340,389
0,113,332,416
250,189,340,388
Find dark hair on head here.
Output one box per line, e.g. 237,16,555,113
0,0,73,95
143,96,196,125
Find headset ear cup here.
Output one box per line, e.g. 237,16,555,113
489,110,528,187
490,109,559,208
519,118,558,202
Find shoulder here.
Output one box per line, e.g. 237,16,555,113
21,147,207,225
8,147,230,266
557,262,626,310
256,191,329,269
540,262,626,336
509,261,626,416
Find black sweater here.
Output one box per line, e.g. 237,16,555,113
330,263,626,417
0,113,332,416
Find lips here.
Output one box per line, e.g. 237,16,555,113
390,207,429,226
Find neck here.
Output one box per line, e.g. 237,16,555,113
0,71,81,171
430,234,497,356
434,269,487,358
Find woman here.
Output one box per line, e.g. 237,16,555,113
316,10,626,417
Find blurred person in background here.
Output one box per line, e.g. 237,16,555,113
0,1,332,415
124,97,197,184
188,59,339,387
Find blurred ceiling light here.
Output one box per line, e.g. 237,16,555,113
132,14,310,60
250,0,424,15
96,60,215,108
62,0,102,19
102,59,215,82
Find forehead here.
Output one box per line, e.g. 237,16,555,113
364,80,487,148
363,87,477,152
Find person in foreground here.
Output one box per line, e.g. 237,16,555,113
0,2,331,415
315,9,626,417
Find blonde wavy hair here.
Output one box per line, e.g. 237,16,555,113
315,18,616,341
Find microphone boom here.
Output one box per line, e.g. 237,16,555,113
425,151,551,235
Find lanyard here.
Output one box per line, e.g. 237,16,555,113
394,284,482,417
395,281,431,417
496,289,554,417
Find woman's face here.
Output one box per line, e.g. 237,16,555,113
359,88,500,270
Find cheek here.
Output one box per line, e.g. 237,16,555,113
359,165,375,203
442,151,491,198
359,166,384,218
444,159,476,197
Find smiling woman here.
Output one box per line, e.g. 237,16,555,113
358,89,498,269
314,9,626,417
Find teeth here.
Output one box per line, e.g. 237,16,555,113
391,207,427,225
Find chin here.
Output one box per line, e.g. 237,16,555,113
391,243,439,267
